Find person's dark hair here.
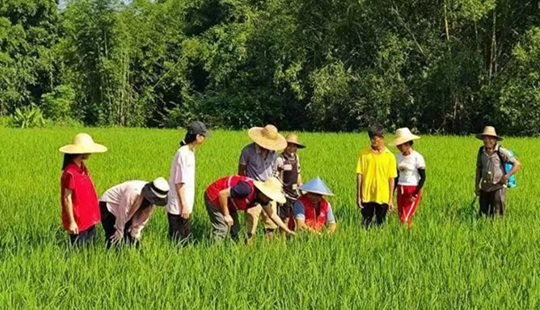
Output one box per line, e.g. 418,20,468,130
406,140,414,146
139,197,152,210
62,154,77,170
368,125,385,139
180,133,198,147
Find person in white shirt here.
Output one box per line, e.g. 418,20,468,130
99,177,169,248
390,128,426,227
166,121,210,244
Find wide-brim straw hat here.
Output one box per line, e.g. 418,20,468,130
476,126,503,141
253,177,286,204
59,133,107,154
299,177,333,196
248,125,287,151
390,127,420,146
285,133,306,149
141,177,170,206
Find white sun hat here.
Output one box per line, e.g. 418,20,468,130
390,127,420,146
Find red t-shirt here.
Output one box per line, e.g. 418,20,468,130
60,162,101,232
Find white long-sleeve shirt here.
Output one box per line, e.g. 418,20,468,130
100,180,155,239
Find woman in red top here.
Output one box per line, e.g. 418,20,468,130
59,133,107,246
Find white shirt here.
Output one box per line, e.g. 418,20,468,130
100,180,154,238
396,151,426,186
167,145,196,215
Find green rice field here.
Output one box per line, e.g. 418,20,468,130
0,127,539,309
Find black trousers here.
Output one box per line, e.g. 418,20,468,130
100,202,138,248
361,202,389,227
69,225,96,246
167,213,192,244
479,188,506,217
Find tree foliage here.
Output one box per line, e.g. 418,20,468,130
1,0,539,134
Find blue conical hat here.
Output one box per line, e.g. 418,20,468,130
299,177,334,196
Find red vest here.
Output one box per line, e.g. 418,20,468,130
297,195,329,231
205,175,257,211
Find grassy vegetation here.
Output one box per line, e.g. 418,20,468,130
0,128,539,309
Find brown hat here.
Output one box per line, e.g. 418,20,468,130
285,134,306,149
476,126,503,141
248,125,287,151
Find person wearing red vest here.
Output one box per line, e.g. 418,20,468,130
294,177,337,234
204,175,295,242
59,133,107,246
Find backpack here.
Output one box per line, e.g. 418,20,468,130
477,145,516,188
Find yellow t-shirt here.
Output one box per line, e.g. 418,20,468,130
356,147,397,204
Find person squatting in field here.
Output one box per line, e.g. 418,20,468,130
99,178,170,248
275,133,305,232
59,133,107,246
204,175,295,242
356,125,397,228
390,128,426,228
166,121,211,245
238,124,287,241
294,177,337,234
475,126,521,217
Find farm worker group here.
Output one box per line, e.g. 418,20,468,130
59,123,521,246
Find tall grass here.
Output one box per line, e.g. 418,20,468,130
0,128,538,309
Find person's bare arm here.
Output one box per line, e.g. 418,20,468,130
176,182,190,219
63,189,78,234
356,174,363,209
238,164,247,176
388,178,395,211
327,222,337,234
262,203,295,235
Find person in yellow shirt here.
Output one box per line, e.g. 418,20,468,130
356,125,397,227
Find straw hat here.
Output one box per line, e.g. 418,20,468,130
248,125,287,151
390,128,420,146
253,177,286,204
299,177,334,196
476,126,503,141
59,133,107,154
141,177,170,206
285,134,306,149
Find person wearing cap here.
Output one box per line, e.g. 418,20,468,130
475,126,521,217
275,134,305,231
238,124,287,240
166,121,210,244
294,177,337,234
204,176,294,242
356,125,397,228
99,178,170,248
390,128,426,227
59,133,107,246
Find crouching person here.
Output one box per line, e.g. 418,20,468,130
204,175,295,243
294,177,337,234
100,177,170,248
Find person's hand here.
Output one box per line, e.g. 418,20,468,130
357,197,363,209
67,221,79,234
224,214,234,227
475,186,481,196
181,210,190,219
110,229,123,245
388,201,395,212
410,195,417,203
499,175,509,185
286,230,296,237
